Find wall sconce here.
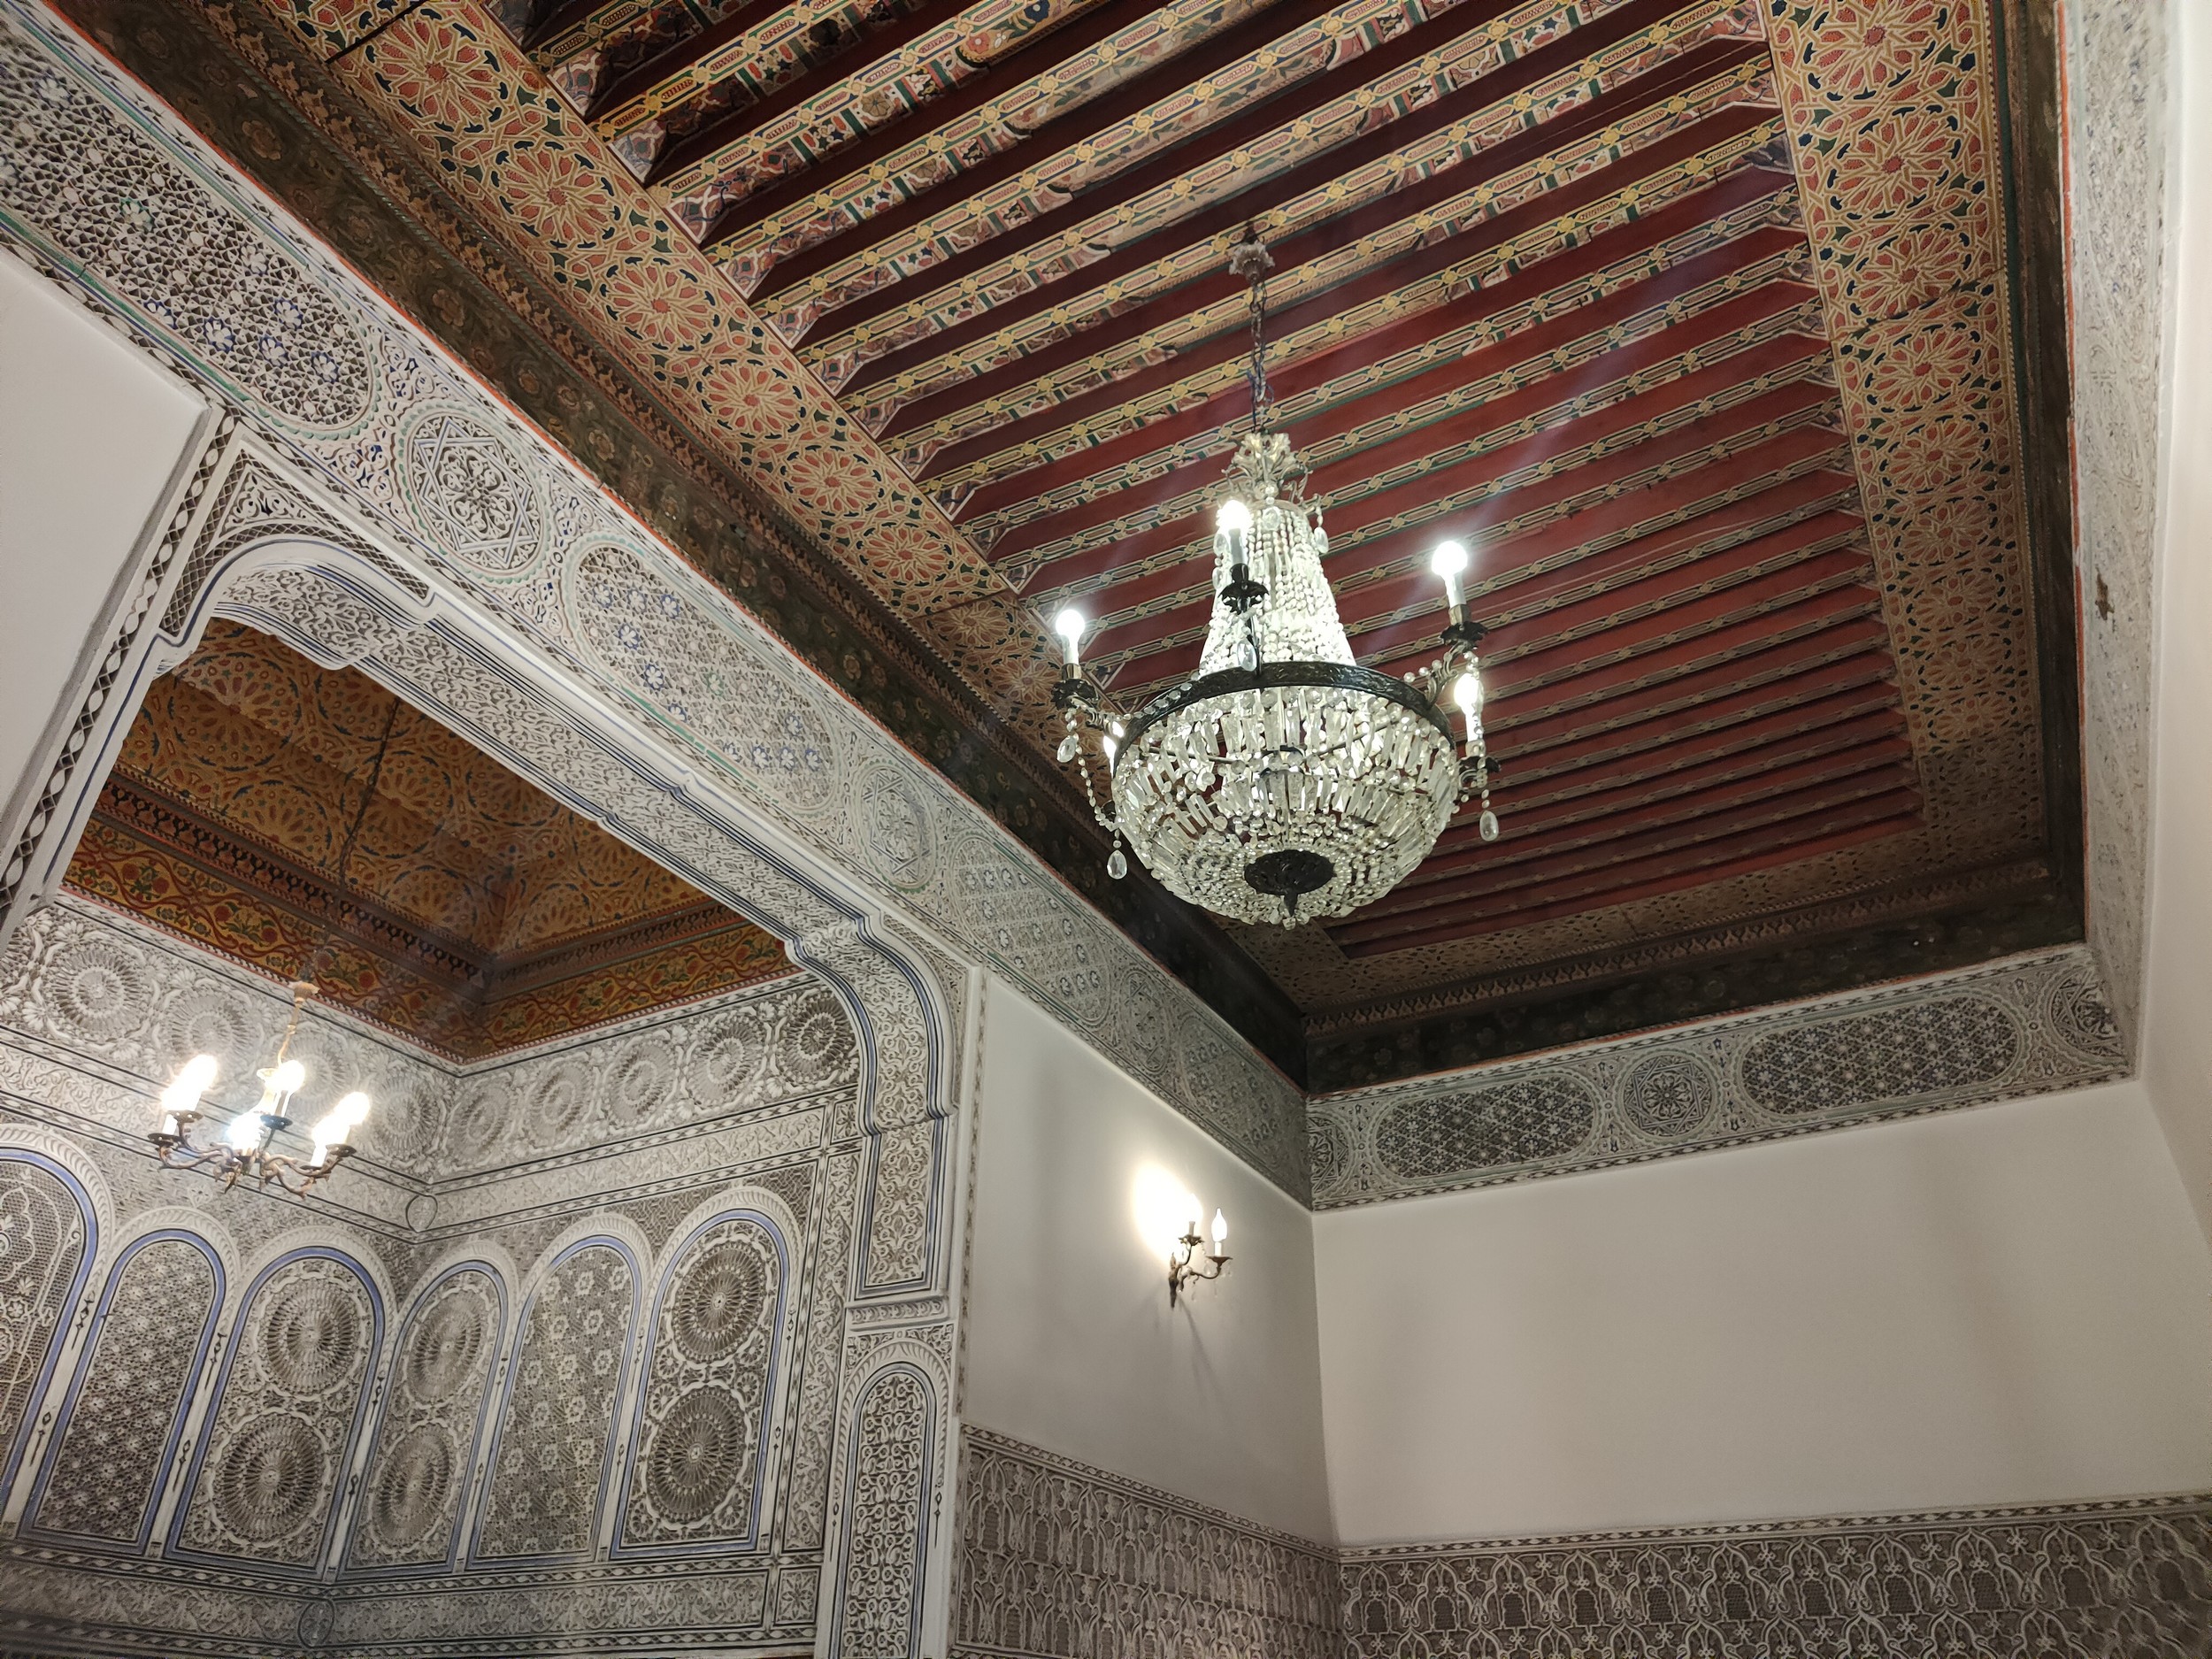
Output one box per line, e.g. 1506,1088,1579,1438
1168,1205,1230,1306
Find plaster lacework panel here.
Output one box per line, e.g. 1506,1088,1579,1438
176,1252,378,1569
28,1236,218,1545
349,1266,501,1571
1340,1498,2212,1659
953,1428,1341,1659
474,1241,634,1562
0,1154,89,1475
440,976,854,1174
835,1366,933,1659
620,1214,781,1551
1312,948,2126,1208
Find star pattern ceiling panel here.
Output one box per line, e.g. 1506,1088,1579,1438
64,622,793,1058
235,0,2065,1044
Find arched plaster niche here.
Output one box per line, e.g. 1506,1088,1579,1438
18,1202,241,1554
612,1182,806,1559
0,1126,110,1523
0,434,966,1644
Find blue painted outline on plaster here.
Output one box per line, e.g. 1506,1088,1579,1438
165,1244,386,1578
19,1228,225,1554
827,1361,936,1659
466,1233,642,1571
342,1259,509,1581
609,1208,792,1561
0,1148,97,1506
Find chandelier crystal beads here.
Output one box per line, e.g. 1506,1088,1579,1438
1049,236,1502,927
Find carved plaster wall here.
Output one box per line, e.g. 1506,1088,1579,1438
0,896,949,1657
2067,0,2170,1049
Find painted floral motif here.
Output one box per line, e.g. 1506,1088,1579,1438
369,12,503,130
498,144,617,242
700,357,805,437
1793,0,1947,101
605,261,719,351
781,440,885,519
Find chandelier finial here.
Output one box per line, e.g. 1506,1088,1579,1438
1227,223,1275,434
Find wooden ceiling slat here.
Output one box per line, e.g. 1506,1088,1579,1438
916,166,1794,487
1333,776,1919,933
789,0,1701,341
761,0,1401,309
1373,744,1916,903
877,97,1778,440
1440,706,1909,840
953,238,1809,521
591,0,876,123
1486,617,1892,757
1332,811,1919,955
1087,391,1844,681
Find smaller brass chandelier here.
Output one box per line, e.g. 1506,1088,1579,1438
150,979,371,1195
149,698,396,1196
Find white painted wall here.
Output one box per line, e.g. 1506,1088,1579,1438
2140,2,2212,1241
0,251,204,840
1315,1080,2212,1545
961,976,1334,1540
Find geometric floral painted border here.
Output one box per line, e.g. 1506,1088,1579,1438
1340,1494,2212,1659
1310,944,2127,1208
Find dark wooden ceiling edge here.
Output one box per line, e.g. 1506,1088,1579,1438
1990,0,2085,913
1303,873,2085,1093
52,0,1308,1079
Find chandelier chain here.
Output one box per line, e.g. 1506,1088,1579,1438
300,696,401,989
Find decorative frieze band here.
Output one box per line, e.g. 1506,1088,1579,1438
1310,945,2127,1208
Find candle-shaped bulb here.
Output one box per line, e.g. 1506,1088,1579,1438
333,1090,372,1131
1210,1208,1227,1249
1217,498,1252,538
270,1059,306,1101
225,1111,267,1153
159,1053,219,1131
308,1112,342,1166
1453,670,1484,718
1431,539,1469,611
1052,607,1087,670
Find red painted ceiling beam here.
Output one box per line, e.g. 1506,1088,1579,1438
1090,392,1843,681
879,97,1778,438
794,0,1709,339
1481,657,1901,787
761,0,1496,309
1433,706,1909,848
1333,812,1917,955
1333,774,1919,934
955,237,1809,521
659,0,1138,189
920,165,1793,486
1378,745,1916,903
979,301,1823,564
595,0,954,126
1350,493,1863,673
1484,613,1891,757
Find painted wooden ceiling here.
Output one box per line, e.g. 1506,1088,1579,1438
66,623,793,1058
67,0,2081,1083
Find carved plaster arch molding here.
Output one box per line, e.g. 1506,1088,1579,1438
612,1182,807,1561
120,440,961,1302
823,1343,955,1659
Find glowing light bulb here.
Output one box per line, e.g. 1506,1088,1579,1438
1453,671,1484,718
333,1091,371,1130
1210,1209,1228,1250
225,1111,266,1153
270,1059,305,1100
1052,607,1087,669
1216,498,1252,539
1431,539,1469,611
158,1053,219,1131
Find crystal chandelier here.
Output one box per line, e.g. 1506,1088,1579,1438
1049,234,1502,926
148,701,395,1194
